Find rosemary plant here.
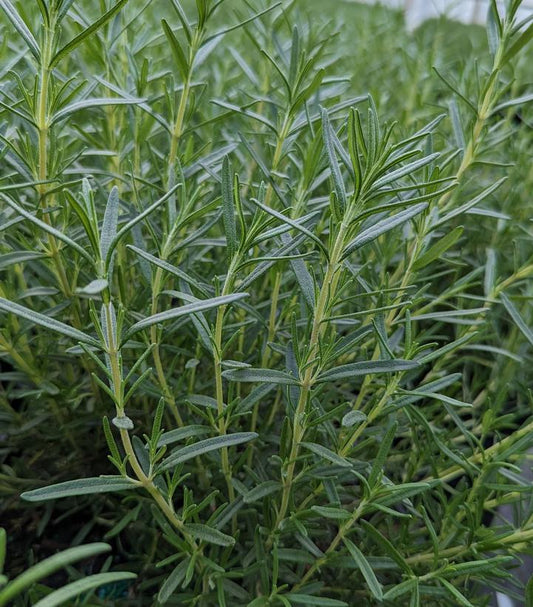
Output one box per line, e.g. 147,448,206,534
1,0,533,605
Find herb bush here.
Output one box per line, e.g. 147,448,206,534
1,0,533,605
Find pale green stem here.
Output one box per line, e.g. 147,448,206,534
273,222,349,535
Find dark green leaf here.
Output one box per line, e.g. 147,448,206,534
222,367,300,385
341,410,367,430
162,19,189,80
288,595,347,606
123,293,247,342
249,197,329,260
0,251,45,270
412,226,463,271
105,183,181,269
317,359,418,383
185,524,235,546
0,194,93,263
322,108,347,213
243,481,281,503
311,505,351,520
51,97,145,125
0,297,99,347
501,293,533,348
439,578,475,607
100,186,119,263
0,543,112,605
158,559,190,604
526,572,533,607
372,154,439,191
344,538,383,600
0,0,40,60
300,442,351,468
159,432,257,471
503,21,533,65
21,477,136,501
50,0,129,68
342,204,427,259
32,572,136,607
127,246,208,295
222,156,238,259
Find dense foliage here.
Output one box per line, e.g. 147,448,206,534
1,0,533,605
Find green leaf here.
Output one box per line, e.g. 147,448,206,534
492,93,533,114
300,442,351,468
123,293,247,342
412,226,463,271
288,595,348,606
322,108,347,213
341,410,367,427
159,432,257,471
158,558,190,604
383,579,418,601
487,0,501,56
64,189,100,254
35,0,49,25
342,204,427,259
526,572,533,607
360,520,413,575
56,0,76,22
433,178,505,228
170,0,192,43
112,415,134,430
439,578,475,607
77,278,108,295
51,97,145,125
449,98,465,150
503,21,533,65
401,390,472,408
288,26,299,86
102,417,121,465
105,183,181,270
0,528,5,575
185,523,235,546
100,186,119,263
49,0,129,68
243,481,281,503
372,153,439,191
20,477,136,501
0,543,112,606
484,248,496,297
158,425,212,447
317,359,418,383
0,0,40,61
283,233,316,309
32,572,136,607
0,297,99,347
222,156,238,259
418,332,477,364
162,18,189,80
222,367,300,385
369,422,397,487
501,293,533,348
311,505,351,520
0,251,45,270
291,68,324,113
0,194,94,263
239,134,288,206
204,2,281,44
234,384,275,414
249,197,329,260
344,538,383,600
127,246,208,295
